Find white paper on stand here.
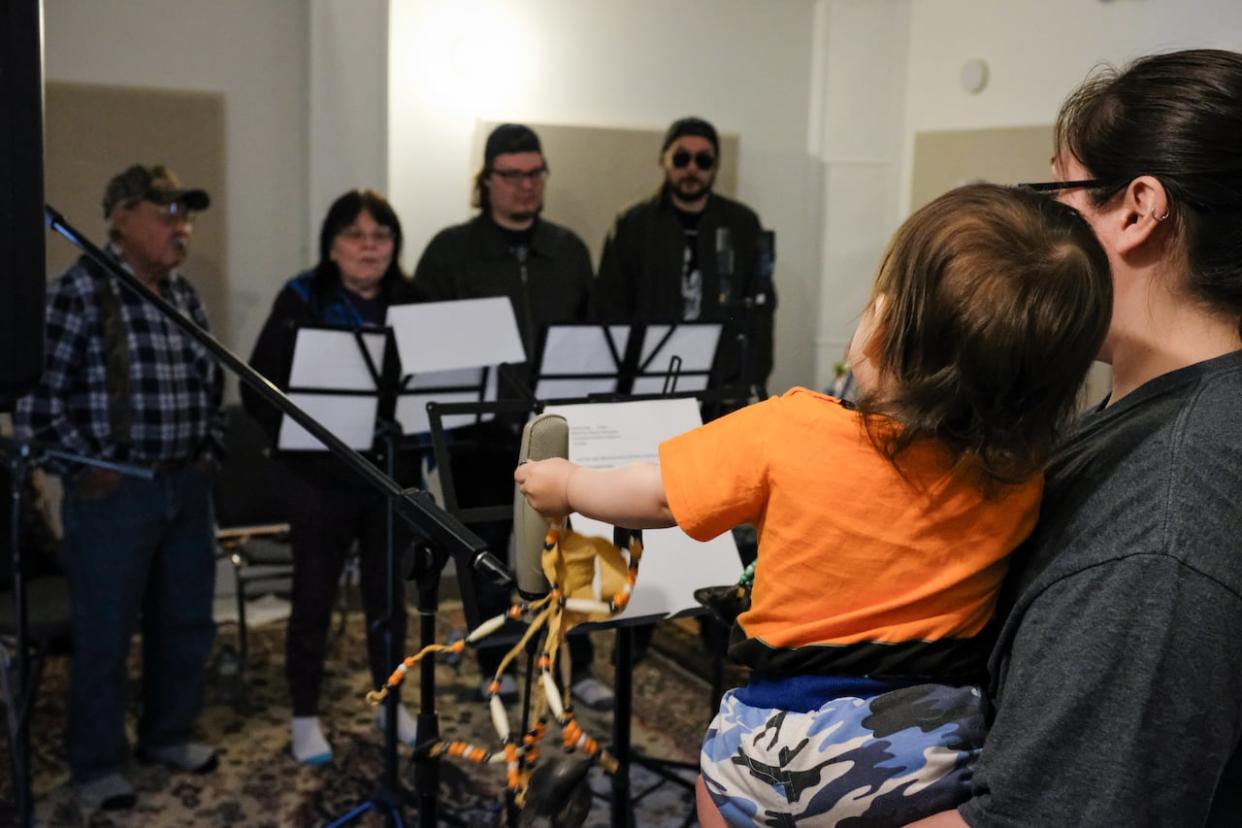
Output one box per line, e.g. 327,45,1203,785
535,377,618,399
407,367,485,390
630,374,710,395
639,324,720,373
541,325,630,373
396,391,487,434
278,393,378,451
533,325,628,399
387,298,525,374
288,329,386,391
397,366,498,434
542,398,742,621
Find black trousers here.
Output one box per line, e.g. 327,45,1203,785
284,473,410,717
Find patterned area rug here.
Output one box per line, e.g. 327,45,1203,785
2,601,727,827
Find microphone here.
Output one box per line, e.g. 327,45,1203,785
513,412,569,600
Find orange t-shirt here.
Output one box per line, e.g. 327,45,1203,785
658,388,1041,680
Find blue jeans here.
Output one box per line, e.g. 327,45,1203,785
61,466,217,783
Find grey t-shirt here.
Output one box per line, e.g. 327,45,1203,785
961,351,1242,827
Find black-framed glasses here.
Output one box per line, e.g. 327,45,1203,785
1018,178,1121,193
492,166,549,185
671,150,715,171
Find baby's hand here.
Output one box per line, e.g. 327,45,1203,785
515,457,576,518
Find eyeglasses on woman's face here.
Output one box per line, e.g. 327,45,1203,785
338,226,395,245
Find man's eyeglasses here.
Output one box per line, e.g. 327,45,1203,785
132,199,196,225
671,150,715,171
492,167,549,185
338,227,395,245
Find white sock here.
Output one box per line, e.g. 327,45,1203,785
374,703,419,746
291,716,332,763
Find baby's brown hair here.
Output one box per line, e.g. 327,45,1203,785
856,183,1112,485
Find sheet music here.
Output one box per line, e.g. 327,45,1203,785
542,398,742,620
396,391,494,433
288,328,386,391
535,377,619,399
630,374,711,395
639,323,721,372
387,298,526,374
533,324,627,399
541,325,629,372
407,367,485,390
396,366,498,434
278,393,378,451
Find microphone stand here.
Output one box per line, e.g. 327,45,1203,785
42,206,507,828
1,436,153,828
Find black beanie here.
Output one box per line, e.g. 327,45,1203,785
661,117,719,155
484,123,542,165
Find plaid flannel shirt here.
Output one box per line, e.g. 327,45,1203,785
14,245,225,475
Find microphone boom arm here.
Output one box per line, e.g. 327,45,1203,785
43,204,500,579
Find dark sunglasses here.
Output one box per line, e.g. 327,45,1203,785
671,150,715,171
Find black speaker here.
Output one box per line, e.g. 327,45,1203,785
0,1,46,410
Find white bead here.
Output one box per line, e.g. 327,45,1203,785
490,695,510,741
469,613,508,642
542,672,564,717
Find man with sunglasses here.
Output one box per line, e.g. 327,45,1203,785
413,124,604,705
15,164,224,811
596,116,775,394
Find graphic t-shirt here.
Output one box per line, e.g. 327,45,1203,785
675,207,703,320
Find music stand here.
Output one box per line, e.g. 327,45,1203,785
385,297,537,827
273,324,423,828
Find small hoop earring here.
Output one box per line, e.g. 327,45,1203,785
1152,208,1170,222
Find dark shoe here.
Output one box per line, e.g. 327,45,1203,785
571,676,615,712
76,772,136,811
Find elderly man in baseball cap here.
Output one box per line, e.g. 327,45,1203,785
15,162,223,811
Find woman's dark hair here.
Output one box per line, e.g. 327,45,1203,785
1055,49,1242,323
856,184,1113,486
314,189,406,295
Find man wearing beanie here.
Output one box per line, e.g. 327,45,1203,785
412,125,604,705
14,164,223,811
596,116,775,394
414,123,592,357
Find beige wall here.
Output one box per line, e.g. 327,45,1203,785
44,82,228,341
44,0,309,370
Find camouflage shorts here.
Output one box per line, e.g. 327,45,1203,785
700,682,986,826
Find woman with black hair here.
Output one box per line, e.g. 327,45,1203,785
915,49,1242,828
244,189,419,764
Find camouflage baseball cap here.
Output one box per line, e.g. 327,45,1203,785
102,164,210,218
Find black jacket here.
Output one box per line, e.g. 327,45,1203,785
412,213,593,363
595,189,775,388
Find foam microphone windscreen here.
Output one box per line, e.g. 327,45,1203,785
514,413,569,599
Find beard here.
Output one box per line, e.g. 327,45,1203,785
670,173,713,203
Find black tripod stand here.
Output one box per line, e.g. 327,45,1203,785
325,424,416,828
0,437,153,828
